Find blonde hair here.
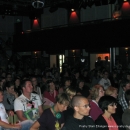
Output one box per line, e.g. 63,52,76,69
105,86,118,96
65,87,76,98
90,84,103,100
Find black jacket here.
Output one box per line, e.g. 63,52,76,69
62,116,96,130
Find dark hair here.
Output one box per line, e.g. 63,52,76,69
61,77,71,86
76,78,85,88
45,79,54,92
4,81,14,89
20,79,31,90
125,89,130,105
120,79,130,90
98,95,117,112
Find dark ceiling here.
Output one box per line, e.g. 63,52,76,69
0,0,118,17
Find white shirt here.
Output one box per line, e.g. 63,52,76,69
14,93,42,121
98,78,111,90
0,103,8,123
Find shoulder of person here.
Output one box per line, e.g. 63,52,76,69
31,92,40,97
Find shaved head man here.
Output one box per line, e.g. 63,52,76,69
62,95,96,130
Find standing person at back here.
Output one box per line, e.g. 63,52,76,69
14,79,43,122
98,70,111,90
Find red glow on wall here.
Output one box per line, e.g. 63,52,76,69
69,11,79,23
33,19,39,28
121,1,130,16
97,54,110,60
122,2,130,10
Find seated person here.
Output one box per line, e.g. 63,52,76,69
63,87,76,121
30,93,70,130
105,86,123,118
43,80,58,109
122,89,130,130
3,81,18,112
14,79,43,122
0,89,33,130
89,85,104,121
61,95,96,130
95,95,125,130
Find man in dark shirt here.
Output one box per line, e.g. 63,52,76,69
62,95,96,130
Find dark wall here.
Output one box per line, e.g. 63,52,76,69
13,19,130,52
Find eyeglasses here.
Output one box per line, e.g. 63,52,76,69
109,103,117,107
28,101,34,108
78,104,90,108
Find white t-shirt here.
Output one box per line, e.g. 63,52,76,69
0,103,8,123
14,93,42,121
98,78,111,90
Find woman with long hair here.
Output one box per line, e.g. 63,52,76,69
89,84,104,121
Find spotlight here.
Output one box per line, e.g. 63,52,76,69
32,0,44,8
71,8,75,12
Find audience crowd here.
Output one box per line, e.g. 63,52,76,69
0,57,130,130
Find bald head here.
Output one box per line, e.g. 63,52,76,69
71,95,88,108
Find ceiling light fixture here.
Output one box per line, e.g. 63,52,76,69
32,0,44,9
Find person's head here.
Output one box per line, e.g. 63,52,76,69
20,79,33,94
125,89,130,106
45,79,55,92
120,79,130,92
4,81,15,94
71,95,90,118
105,86,118,99
14,77,21,87
0,77,6,87
126,72,130,81
41,75,47,83
98,57,101,61
105,56,108,61
102,70,109,79
77,78,85,89
65,87,76,100
90,85,104,100
1,71,6,78
55,93,70,112
74,70,80,79
6,73,12,81
30,76,38,87
62,77,71,87
98,95,117,114
83,69,88,76
0,89,3,102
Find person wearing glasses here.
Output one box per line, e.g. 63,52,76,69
61,95,96,130
30,93,70,130
14,79,43,123
105,86,123,119
89,85,104,121
95,95,125,130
